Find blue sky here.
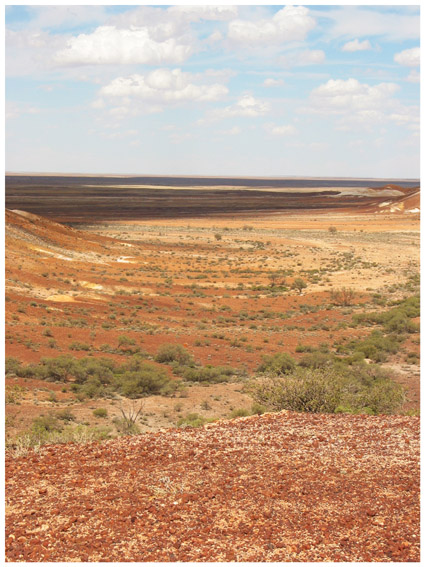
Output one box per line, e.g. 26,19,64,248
5,4,420,178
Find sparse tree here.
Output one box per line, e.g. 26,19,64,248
330,287,356,306
292,278,307,294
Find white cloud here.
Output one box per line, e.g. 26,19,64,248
6,101,40,120
394,47,420,67
95,69,228,115
168,5,238,23
6,28,66,76
227,6,315,45
210,95,270,120
279,49,325,67
321,6,419,42
389,105,420,132
406,69,420,83
308,78,399,116
55,25,193,66
25,5,108,31
265,123,296,136
304,77,418,133
342,39,372,52
263,78,284,88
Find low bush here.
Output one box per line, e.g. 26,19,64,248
229,408,251,418
257,352,296,375
5,357,22,376
178,364,236,383
349,331,401,362
249,363,404,415
56,408,77,422
155,344,194,366
298,351,334,369
7,423,112,456
114,364,172,398
177,413,213,428
93,408,108,418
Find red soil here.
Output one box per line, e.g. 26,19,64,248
5,411,419,562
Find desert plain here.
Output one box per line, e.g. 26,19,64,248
5,175,420,562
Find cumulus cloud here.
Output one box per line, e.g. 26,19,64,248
211,95,270,119
304,77,418,133
227,6,315,45
55,25,193,66
279,49,325,67
394,47,420,67
94,68,228,117
342,39,372,52
308,78,399,115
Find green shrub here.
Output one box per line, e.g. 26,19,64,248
257,352,296,375
298,351,334,369
179,364,236,383
295,344,314,353
251,368,344,414
5,357,22,376
32,414,63,435
93,408,108,418
155,344,194,366
177,413,209,428
118,335,136,346
114,363,171,398
8,354,176,400
230,408,251,418
249,363,404,415
56,408,77,422
351,331,400,362
251,402,267,415
69,341,91,351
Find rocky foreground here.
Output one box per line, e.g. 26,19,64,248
6,411,419,562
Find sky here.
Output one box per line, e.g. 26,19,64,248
5,3,421,178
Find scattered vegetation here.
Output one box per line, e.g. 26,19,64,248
250,363,404,415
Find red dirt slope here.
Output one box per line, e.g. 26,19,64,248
5,411,419,562
5,209,115,254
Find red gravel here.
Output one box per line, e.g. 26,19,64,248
5,411,420,562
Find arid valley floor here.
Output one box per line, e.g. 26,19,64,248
5,176,420,561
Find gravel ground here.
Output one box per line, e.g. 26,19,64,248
6,411,420,562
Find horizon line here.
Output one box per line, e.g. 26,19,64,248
5,171,420,182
